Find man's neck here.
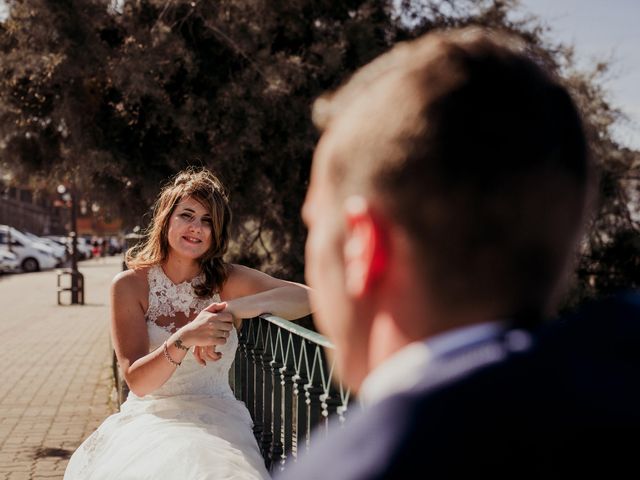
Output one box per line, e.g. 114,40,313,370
365,303,499,386
360,319,507,405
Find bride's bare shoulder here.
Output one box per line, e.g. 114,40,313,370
112,265,152,296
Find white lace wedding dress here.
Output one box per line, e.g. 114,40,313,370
64,265,271,480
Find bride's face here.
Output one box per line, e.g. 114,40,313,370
166,196,213,261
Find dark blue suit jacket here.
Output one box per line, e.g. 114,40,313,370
277,293,640,479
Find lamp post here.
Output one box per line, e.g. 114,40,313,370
57,184,83,305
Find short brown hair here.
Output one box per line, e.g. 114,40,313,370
314,28,592,321
127,168,232,297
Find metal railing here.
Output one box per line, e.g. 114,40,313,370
231,314,351,473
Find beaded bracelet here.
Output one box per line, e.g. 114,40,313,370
162,341,181,367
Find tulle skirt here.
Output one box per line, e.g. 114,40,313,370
64,392,271,480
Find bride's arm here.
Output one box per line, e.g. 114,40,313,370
110,270,186,397
111,270,232,397
220,264,312,324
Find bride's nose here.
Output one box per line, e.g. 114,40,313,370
189,218,204,232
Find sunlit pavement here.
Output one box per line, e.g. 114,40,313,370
0,257,120,479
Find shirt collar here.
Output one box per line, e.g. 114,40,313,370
358,321,506,406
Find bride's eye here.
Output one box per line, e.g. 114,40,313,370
179,213,193,221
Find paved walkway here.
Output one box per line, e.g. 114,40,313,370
0,257,121,479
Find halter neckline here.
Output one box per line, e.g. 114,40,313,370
145,264,213,325
156,264,204,287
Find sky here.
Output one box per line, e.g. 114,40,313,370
516,0,640,150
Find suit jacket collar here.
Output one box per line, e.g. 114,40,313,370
410,325,535,397
359,321,512,406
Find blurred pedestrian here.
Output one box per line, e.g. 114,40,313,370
91,240,101,260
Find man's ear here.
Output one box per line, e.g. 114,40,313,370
343,196,389,298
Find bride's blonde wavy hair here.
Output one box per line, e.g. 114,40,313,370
126,168,232,298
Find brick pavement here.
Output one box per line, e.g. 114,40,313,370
0,257,121,480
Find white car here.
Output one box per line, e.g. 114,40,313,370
5,227,61,261
24,231,67,263
0,250,19,273
0,226,58,272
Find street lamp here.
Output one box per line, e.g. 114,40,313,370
56,183,84,305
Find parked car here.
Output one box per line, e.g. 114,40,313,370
4,227,62,264
0,250,19,273
23,231,67,263
44,234,92,260
0,225,58,272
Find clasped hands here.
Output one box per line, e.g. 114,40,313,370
176,302,234,366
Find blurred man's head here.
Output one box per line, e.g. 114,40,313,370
303,27,592,390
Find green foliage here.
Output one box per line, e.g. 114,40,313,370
0,0,638,302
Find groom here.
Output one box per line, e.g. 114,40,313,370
279,27,640,479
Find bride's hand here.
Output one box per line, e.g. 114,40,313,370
193,345,222,366
177,302,233,366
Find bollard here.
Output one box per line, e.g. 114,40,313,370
56,268,85,305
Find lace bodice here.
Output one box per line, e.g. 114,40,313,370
139,264,238,399
146,264,213,328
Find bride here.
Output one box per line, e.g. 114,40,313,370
64,169,311,479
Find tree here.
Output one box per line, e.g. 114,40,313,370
1,0,638,304
0,0,397,279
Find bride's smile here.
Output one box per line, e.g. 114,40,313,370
167,196,213,260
